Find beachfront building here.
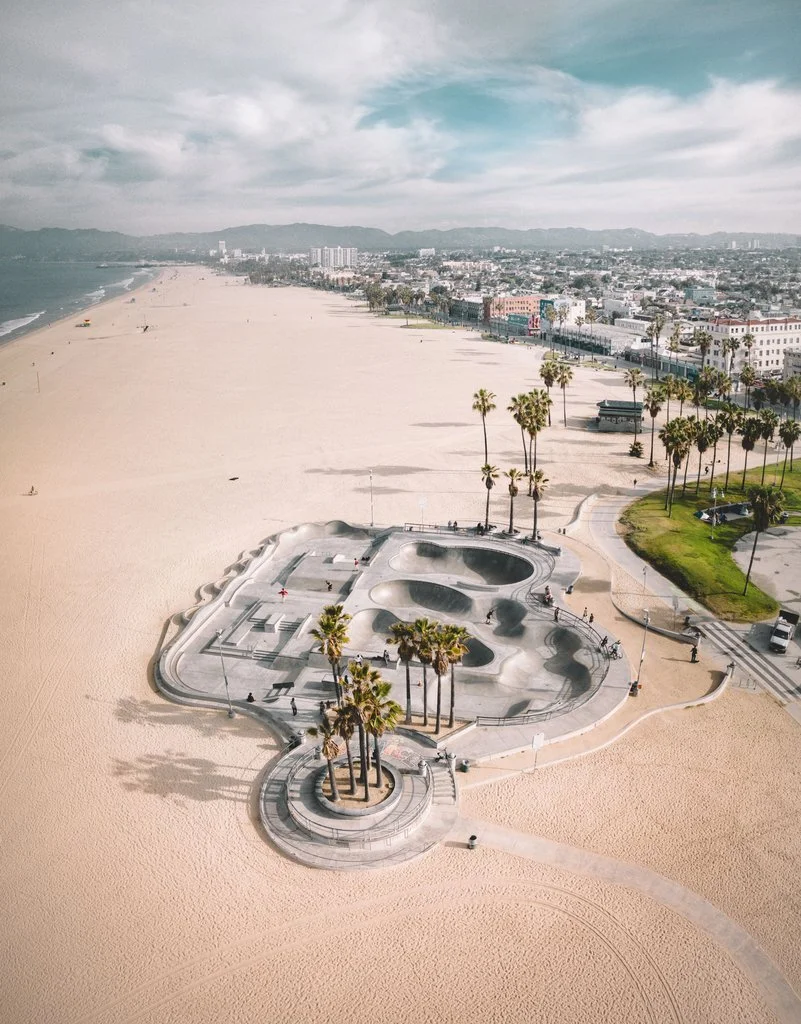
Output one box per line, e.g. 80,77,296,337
309,247,358,268
596,400,643,433
483,294,546,320
783,349,801,381
708,316,801,375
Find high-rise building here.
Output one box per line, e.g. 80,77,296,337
310,246,357,268
218,240,226,255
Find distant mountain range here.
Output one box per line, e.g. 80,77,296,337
1,222,799,259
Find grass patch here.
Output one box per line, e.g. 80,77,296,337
620,457,801,621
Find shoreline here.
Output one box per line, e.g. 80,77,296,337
0,262,174,354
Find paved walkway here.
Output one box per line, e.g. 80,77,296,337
454,816,801,1024
585,487,801,708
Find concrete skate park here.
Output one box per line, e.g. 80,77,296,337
157,521,631,869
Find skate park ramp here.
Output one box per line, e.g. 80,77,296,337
370,579,474,617
391,542,533,586
348,608,401,649
462,636,494,668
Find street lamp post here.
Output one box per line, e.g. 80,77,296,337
216,629,235,718
369,468,374,528
635,610,650,691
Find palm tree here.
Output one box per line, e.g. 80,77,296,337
555,364,573,427
694,420,714,495
530,468,549,539
739,364,757,411
714,370,732,406
539,360,557,425
623,369,646,439
742,486,786,594
347,661,386,798
331,702,359,795
727,335,741,377
524,390,549,485
718,404,742,491
442,624,470,729
472,389,496,465
757,409,779,484
643,387,663,467
680,416,699,496
430,627,452,735
694,328,712,369
668,324,682,375
481,463,499,529
585,305,598,337
311,604,351,706
508,394,530,473
414,617,436,728
364,679,403,789
675,379,693,417
505,468,525,533
694,367,717,417
779,419,800,486
706,416,724,491
544,305,557,351
388,621,416,724
309,716,342,801
742,331,755,366
739,416,761,490
661,373,677,422
659,418,690,516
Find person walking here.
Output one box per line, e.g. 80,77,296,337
691,645,699,663
582,607,588,620
588,613,594,625
554,607,560,622
290,697,297,716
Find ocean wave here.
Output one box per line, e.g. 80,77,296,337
0,311,46,338
85,287,106,303
111,276,136,291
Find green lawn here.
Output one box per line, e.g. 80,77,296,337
620,456,801,621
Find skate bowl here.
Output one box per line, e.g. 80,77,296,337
369,580,474,617
462,636,494,668
347,608,401,649
391,542,534,586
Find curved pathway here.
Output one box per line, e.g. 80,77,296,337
455,816,801,1024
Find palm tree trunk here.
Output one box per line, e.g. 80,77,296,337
648,416,656,466
741,449,750,490
632,389,638,439
357,723,368,785
695,452,702,495
333,660,342,706
435,672,442,735
681,449,691,495
448,665,456,729
743,529,761,594
533,499,539,540
484,485,491,530
327,759,340,801
520,425,528,473
374,735,383,790
781,448,789,488
344,736,356,795
545,388,551,426
422,665,429,727
761,441,768,484
404,661,412,724
664,460,671,510
668,459,679,517
724,434,733,490
527,437,534,493
709,442,718,491
482,416,488,464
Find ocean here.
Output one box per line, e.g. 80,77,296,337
0,261,161,346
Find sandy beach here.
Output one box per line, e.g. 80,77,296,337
1,266,798,1024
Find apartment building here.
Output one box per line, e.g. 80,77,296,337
708,317,801,375
309,247,358,268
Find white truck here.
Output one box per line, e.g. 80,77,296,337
769,611,799,654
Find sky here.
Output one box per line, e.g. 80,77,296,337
2,0,801,235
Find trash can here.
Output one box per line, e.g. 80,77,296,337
459,759,470,773
467,835,478,851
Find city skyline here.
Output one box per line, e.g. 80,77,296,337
2,0,801,234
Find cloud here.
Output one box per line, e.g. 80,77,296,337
1,1,800,232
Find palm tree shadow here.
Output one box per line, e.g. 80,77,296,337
112,752,253,802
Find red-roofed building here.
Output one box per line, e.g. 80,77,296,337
708,316,801,376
